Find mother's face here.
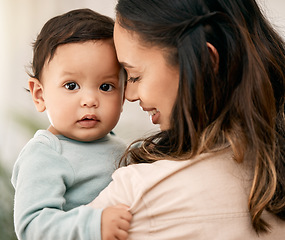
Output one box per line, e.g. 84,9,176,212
114,21,179,130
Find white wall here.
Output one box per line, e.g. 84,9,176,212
0,0,284,169
258,0,285,35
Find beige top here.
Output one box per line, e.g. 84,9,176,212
90,148,285,239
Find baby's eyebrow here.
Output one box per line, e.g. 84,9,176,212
60,71,77,76
103,73,120,80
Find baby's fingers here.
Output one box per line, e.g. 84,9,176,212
118,217,131,231
115,228,129,240
113,204,132,222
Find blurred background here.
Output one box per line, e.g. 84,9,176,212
0,0,284,239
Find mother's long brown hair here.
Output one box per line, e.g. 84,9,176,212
117,0,285,233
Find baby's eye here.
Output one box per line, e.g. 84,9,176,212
100,83,114,92
64,82,79,90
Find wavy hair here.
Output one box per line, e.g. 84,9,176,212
116,0,285,233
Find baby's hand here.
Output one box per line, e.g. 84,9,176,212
101,204,132,240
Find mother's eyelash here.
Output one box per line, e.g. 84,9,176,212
128,76,140,83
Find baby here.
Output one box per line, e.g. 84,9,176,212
12,8,131,240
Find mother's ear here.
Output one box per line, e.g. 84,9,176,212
28,78,46,112
207,42,219,74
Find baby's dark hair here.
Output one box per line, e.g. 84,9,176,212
29,8,114,80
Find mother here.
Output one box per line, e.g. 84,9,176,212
90,0,285,239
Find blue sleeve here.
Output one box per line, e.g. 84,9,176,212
12,140,102,240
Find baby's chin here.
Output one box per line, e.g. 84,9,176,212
67,131,110,142
50,125,111,142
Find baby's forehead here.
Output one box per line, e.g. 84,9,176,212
42,40,118,72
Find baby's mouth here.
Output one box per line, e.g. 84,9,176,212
80,115,97,121
77,114,99,128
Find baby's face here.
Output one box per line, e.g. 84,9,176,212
40,40,123,141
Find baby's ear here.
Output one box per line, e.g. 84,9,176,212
28,78,46,112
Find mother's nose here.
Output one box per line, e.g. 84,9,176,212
125,82,139,102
